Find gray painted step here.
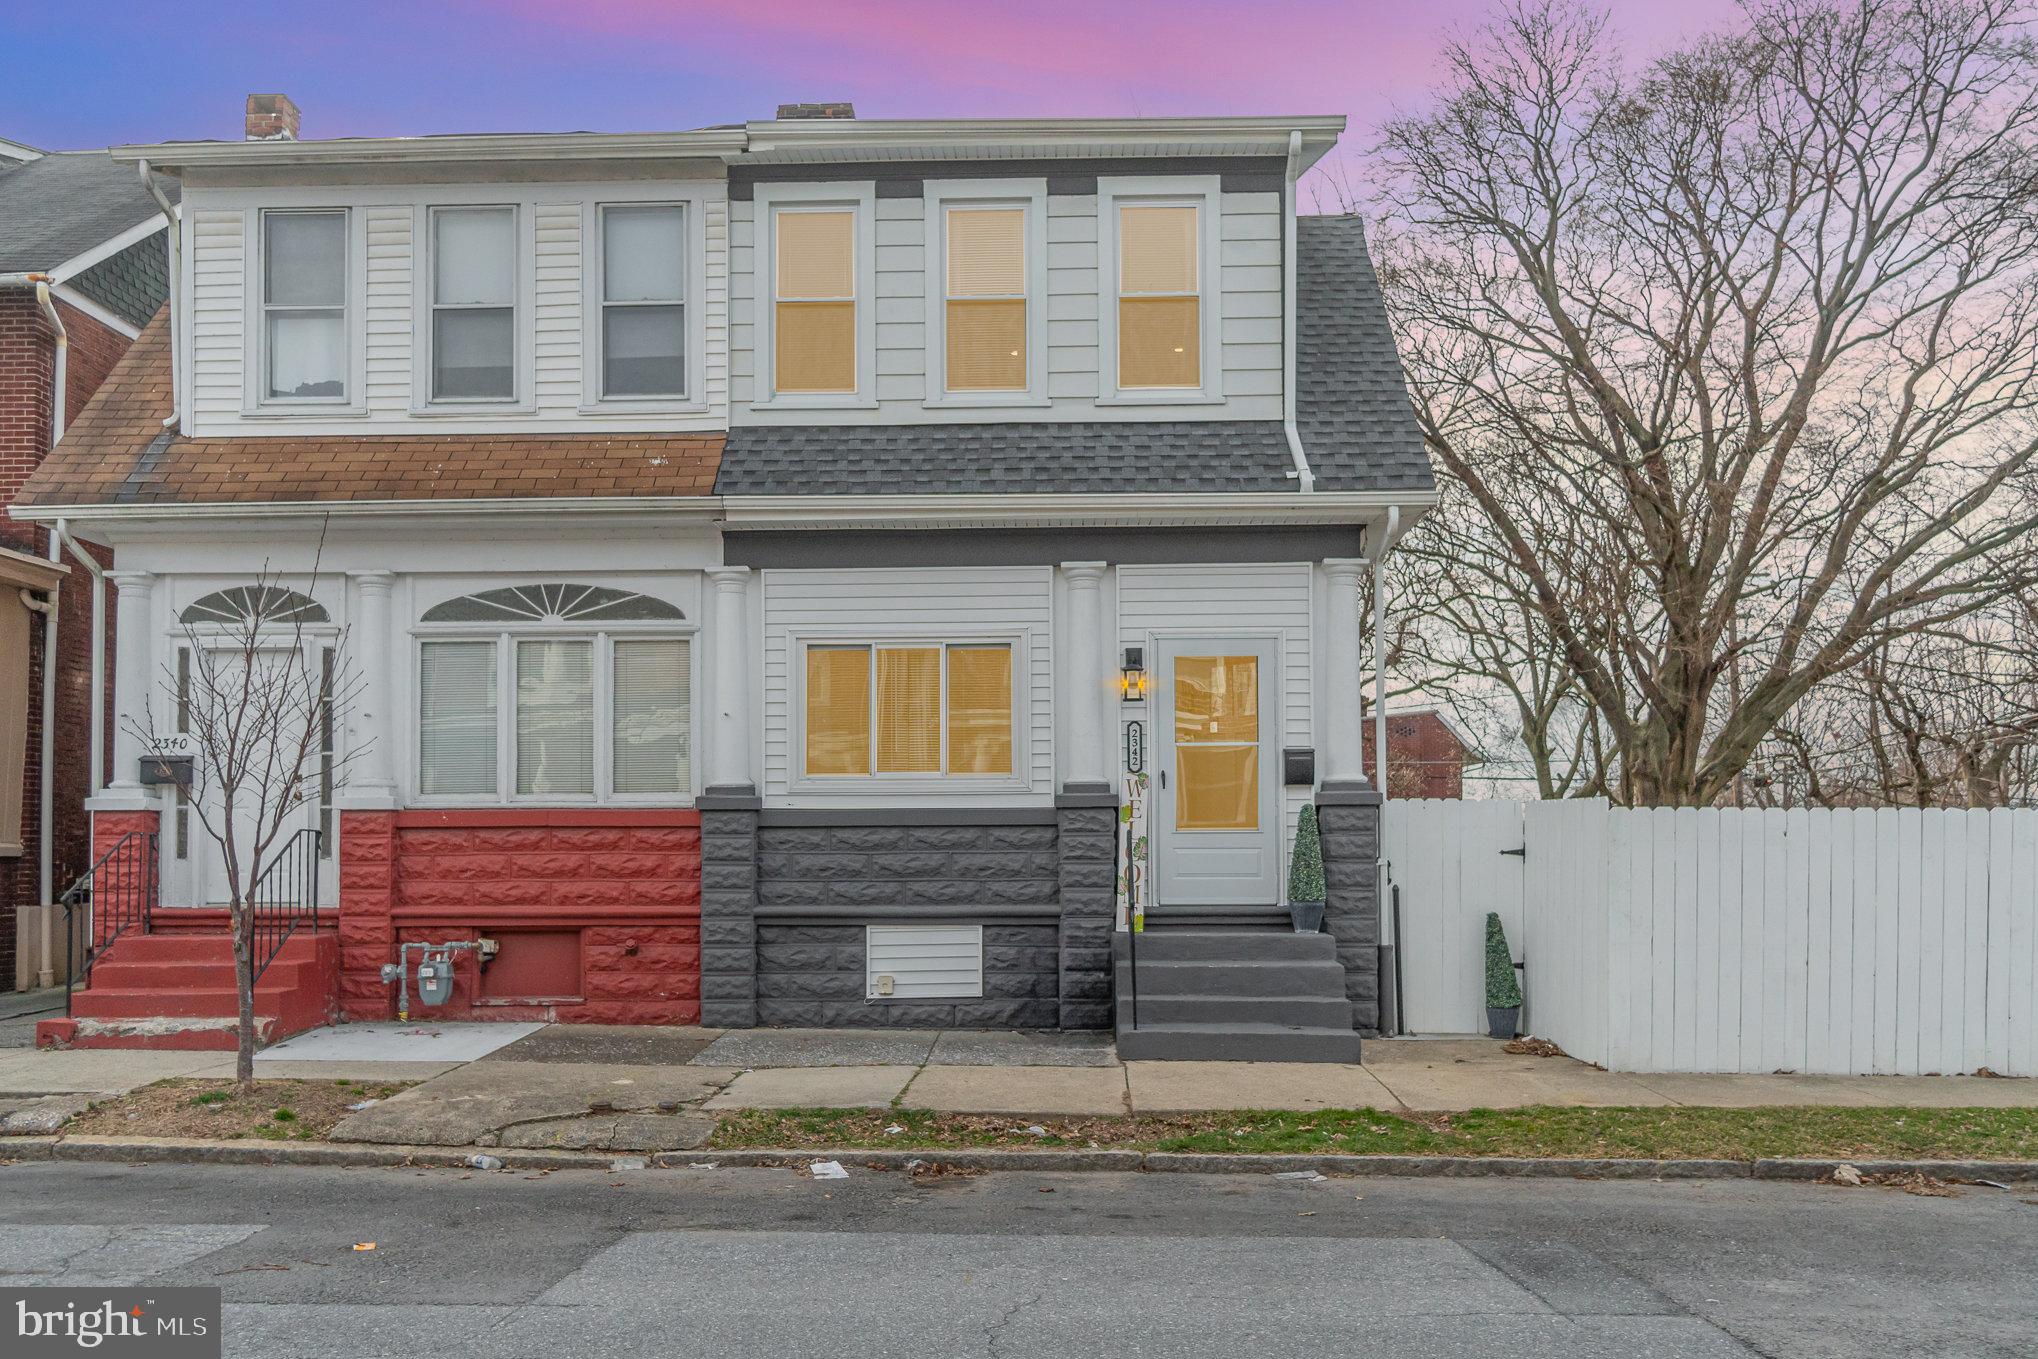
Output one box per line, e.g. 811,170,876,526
1127,959,1349,997
1128,930,1339,963
1134,992,1356,1028
1142,906,1291,931
1115,1022,1364,1064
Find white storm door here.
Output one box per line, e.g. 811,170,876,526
194,640,320,907
1153,637,1280,907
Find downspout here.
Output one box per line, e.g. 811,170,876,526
55,520,107,796
1281,130,1315,493
33,281,66,446
24,576,57,973
1371,505,1403,797
137,158,181,431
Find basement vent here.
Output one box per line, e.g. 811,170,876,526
866,925,984,1001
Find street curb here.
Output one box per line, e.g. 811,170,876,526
10,1135,2036,1182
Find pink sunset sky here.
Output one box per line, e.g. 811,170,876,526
8,0,1746,156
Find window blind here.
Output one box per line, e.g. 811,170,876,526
945,208,1026,392
516,639,594,795
875,647,942,774
263,210,346,400
612,639,690,795
419,641,497,796
805,645,872,776
775,209,856,393
601,204,685,397
946,646,1013,775
1118,204,1200,388
432,207,515,399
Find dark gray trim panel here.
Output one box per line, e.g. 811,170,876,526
726,525,1366,570
758,807,1059,827
730,156,1286,200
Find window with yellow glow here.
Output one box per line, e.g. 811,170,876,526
803,643,1014,778
945,207,1026,391
1118,204,1200,389
775,208,856,393
1173,654,1259,830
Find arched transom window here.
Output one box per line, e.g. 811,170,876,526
416,583,691,804
180,586,330,627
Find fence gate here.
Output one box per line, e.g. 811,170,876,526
1383,798,1527,1035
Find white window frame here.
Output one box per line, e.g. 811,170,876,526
248,207,364,415
412,616,698,806
581,195,711,413
412,203,532,413
751,180,878,410
921,179,1050,408
789,632,1030,796
1096,175,1226,405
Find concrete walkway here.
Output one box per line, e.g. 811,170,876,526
6,1026,2035,1144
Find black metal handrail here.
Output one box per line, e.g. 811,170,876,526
61,830,159,1015
249,826,323,984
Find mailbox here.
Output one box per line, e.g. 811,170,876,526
139,755,193,787
1283,747,1316,787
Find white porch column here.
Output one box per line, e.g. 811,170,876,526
99,569,156,805
344,571,398,807
706,567,754,792
1322,558,1369,785
1061,562,1109,788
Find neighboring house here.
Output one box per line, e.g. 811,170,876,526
0,138,172,993
13,97,1435,1059
1362,709,1481,800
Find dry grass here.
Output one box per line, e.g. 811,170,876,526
64,1079,413,1142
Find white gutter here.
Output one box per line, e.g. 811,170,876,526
23,569,57,948
136,159,181,431
54,520,107,797
32,281,67,447
1372,505,1405,798
1281,130,1315,494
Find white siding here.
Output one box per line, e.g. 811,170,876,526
1116,563,1314,884
759,566,1055,803
363,207,412,411
732,188,1284,424
186,208,246,424
867,925,985,999
532,202,582,415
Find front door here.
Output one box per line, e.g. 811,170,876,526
193,641,322,908
1153,638,1280,907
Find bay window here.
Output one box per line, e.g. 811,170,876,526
429,205,517,400
261,209,347,401
804,642,1014,779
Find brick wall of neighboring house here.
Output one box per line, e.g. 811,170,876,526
1362,710,1473,800
338,810,703,1024
1,293,129,988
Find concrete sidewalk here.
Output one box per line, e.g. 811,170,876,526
6,1025,2035,1150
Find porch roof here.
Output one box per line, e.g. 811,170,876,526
11,314,724,508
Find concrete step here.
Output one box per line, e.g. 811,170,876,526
1124,958,1349,997
35,1015,273,1051
85,956,322,990
1131,992,1355,1028
69,985,318,1021
1114,1022,1364,1064
1126,930,1338,963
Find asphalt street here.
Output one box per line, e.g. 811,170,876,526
2,1159,2033,1358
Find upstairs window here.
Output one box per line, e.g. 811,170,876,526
804,642,1014,779
430,206,516,400
1117,204,1201,389
599,204,687,398
944,208,1026,392
774,207,856,393
261,209,347,401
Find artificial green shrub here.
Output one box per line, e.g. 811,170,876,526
1485,912,1522,1008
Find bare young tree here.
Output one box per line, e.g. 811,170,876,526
1371,0,2038,806
135,560,363,1087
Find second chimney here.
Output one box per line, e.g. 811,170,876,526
245,93,301,141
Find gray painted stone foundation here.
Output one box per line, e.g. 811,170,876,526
1315,781,1384,1034
756,922,1060,1028
1055,788,1119,1030
697,787,762,1028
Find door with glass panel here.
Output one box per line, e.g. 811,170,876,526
1153,638,1280,907
194,641,323,908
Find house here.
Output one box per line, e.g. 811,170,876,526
13,97,1435,1059
1362,709,1481,800
0,137,172,994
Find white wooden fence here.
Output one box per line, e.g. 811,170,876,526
1385,799,2038,1077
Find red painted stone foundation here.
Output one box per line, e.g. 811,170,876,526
338,809,703,1024
88,807,161,950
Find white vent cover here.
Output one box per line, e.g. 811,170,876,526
866,925,984,1000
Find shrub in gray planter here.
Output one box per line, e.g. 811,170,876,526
1484,912,1522,1038
1287,805,1326,933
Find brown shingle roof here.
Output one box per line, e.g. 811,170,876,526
14,313,724,508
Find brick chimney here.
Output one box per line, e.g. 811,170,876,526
245,93,301,141
775,102,855,120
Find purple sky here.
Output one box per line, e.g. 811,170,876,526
6,0,1743,155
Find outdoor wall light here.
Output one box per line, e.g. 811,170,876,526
1120,646,1148,702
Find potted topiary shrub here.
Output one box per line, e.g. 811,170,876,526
1484,912,1522,1038
1287,805,1326,933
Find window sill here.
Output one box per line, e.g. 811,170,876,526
921,394,1053,411
748,397,881,412
1094,391,1227,407
576,397,711,417
238,404,371,420
407,401,538,418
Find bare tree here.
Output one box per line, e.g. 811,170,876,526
1370,0,2038,806
136,560,362,1087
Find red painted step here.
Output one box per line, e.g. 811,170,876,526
37,929,339,1051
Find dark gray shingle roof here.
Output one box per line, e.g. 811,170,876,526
0,151,174,274
716,212,1432,497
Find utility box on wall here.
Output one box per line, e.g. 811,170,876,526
477,930,584,1004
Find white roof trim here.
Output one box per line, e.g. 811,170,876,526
112,129,750,171
9,496,726,525
0,136,44,163
48,284,142,339
47,214,168,285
